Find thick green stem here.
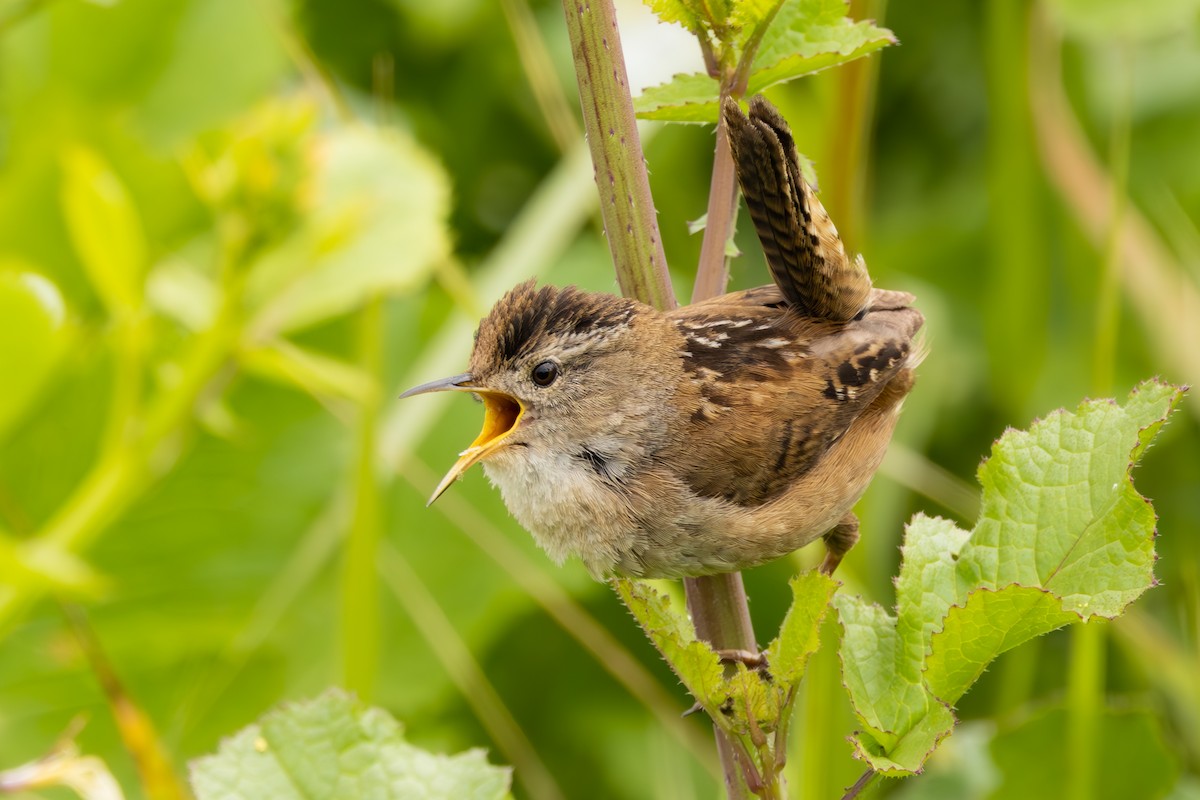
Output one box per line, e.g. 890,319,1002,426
561,0,675,311
561,3,779,795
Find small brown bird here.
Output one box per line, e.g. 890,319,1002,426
403,96,923,578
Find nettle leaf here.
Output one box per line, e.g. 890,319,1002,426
644,0,715,34
731,0,786,32
766,570,837,687
190,689,512,800
618,572,835,746
835,380,1185,775
614,579,727,710
635,0,894,122
635,72,725,123
749,0,894,93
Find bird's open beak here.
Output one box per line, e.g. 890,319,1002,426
399,372,525,505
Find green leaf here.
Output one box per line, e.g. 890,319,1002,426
59,147,147,315
765,570,837,687
989,707,1179,800
749,0,895,93
634,0,895,122
731,0,787,32
189,689,512,800
643,0,709,34
146,256,220,331
836,380,1185,774
635,73,723,123
246,125,452,334
0,268,70,441
613,578,727,711
925,588,1075,706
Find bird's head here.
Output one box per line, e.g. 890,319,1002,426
401,280,664,503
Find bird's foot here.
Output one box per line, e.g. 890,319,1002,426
820,512,860,575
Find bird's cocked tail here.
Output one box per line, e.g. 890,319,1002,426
723,95,872,323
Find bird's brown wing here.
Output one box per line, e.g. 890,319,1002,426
723,96,872,322
665,286,922,506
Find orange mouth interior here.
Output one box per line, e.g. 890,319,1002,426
470,392,524,450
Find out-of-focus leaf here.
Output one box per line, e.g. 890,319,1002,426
240,339,374,403
634,0,894,122
614,578,727,711
0,740,123,800
989,707,1178,800
135,0,291,147
889,722,999,800
146,258,220,331
59,147,146,315
246,125,452,334
189,688,512,800
836,381,1185,774
0,268,70,441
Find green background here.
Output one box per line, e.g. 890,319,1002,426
1,0,1198,797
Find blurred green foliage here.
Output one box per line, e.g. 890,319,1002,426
0,0,1198,799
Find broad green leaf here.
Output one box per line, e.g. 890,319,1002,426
765,570,837,687
60,147,147,315
0,268,70,441
613,578,727,710
634,0,894,122
925,588,1075,705
246,125,452,334
989,707,1179,800
190,689,512,800
836,380,1185,774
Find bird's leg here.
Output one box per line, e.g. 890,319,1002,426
819,512,860,575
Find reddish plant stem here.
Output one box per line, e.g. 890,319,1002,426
691,88,741,302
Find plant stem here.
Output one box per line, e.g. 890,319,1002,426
691,88,740,301
560,2,763,795
342,296,384,698
842,768,876,799
1067,620,1105,800
984,0,1045,415
561,0,674,311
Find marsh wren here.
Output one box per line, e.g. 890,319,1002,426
403,96,923,578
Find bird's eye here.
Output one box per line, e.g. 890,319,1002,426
531,360,559,387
